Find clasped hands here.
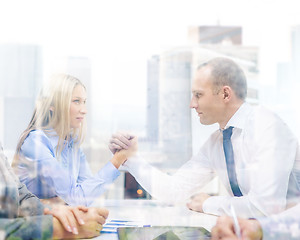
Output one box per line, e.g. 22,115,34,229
44,204,108,239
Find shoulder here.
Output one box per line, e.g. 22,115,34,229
253,105,280,120
248,105,297,141
21,130,56,158
23,129,52,146
248,104,289,129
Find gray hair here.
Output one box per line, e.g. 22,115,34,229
198,57,247,100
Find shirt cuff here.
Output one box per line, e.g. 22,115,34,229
202,195,230,216
122,155,147,170
96,161,120,182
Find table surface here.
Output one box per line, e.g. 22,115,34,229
89,199,217,240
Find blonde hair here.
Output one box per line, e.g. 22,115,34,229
13,74,86,163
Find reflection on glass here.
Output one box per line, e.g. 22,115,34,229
118,226,211,240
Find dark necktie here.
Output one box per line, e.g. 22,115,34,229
223,126,243,197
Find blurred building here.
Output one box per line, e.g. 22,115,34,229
292,25,300,82
275,25,300,139
146,55,160,144
0,44,43,160
158,48,193,168
188,26,242,45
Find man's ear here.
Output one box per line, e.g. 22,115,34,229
222,86,232,101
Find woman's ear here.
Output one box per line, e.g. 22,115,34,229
49,106,54,112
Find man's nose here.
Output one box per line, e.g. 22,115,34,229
190,97,197,109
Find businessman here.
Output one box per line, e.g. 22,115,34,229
110,57,300,218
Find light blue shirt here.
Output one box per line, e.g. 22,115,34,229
15,129,120,206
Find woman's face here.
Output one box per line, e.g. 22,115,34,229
70,84,87,129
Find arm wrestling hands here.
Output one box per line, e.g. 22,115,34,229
109,132,134,154
109,132,212,213
109,132,137,168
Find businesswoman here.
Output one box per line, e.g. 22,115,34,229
13,74,137,206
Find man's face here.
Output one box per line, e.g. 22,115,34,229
190,67,225,125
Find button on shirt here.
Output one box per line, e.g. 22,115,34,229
122,103,300,218
14,130,120,206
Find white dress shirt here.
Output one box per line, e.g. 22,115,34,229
257,151,300,239
122,103,300,218
258,203,300,239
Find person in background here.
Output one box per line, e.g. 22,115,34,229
0,141,108,239
13,74,137,206
211,216,263,240
109,57,300,218
211,203,300,240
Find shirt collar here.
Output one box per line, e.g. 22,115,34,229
223,102,252,131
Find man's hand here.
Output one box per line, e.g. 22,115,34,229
44,205,88,235
111,136,138,168
76,207,109,238
52,207,109,239
118,136,138,160
109,132,133,154
186,192,211,213
211,216,263,240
